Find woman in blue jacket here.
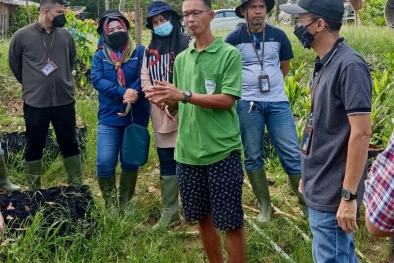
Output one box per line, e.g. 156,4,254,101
91,9,149,219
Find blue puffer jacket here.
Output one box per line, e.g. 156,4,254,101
90,44,150,128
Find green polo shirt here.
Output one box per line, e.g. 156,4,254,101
173,37,243,165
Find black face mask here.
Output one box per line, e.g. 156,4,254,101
108,31,129,48
293,20,317,49
48,12,67,28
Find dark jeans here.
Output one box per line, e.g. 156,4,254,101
156,147,176,176
23,102,79,162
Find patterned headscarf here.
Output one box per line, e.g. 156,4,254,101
101,17,135,86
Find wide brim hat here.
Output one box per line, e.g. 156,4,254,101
145,0,181,30
97,9,130,35
235,0,275,18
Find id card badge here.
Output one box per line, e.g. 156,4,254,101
258,75,270,93
301,124,313,155
40,61,58,76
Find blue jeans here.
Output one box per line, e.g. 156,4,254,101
156,147,176,176
96,124,138,178
237,100,301,175
309,207,359,263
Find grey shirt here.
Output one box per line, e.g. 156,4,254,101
9,22,77,108
301,38,372,213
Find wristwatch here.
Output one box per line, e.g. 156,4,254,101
341,188,357,201
182,90,192,104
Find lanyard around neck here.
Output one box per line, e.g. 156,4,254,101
247,25,265,71
39,29,56,62
310,42,343,115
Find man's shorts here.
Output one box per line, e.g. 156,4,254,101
176,151,244,230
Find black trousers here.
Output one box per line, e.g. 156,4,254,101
23,102,79,162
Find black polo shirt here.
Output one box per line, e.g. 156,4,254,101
301,38,372,213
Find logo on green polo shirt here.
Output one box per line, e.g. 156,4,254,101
205,80,216,95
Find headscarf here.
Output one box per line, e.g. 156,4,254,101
146,11,190,84
100,17,135,86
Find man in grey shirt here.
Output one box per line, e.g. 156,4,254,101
281,0,372,262
9,0,82,190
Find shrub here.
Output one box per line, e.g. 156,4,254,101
64,11,98,89
10,5,40,34
359,0,386,26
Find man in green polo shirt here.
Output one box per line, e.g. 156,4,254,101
143,0,246,262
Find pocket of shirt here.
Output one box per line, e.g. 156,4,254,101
201,71,222,95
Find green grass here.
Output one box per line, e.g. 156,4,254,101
0,25,393,262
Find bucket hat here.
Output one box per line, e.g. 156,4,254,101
235,0,275,18
145,1,181,30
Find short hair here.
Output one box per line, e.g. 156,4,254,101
312,14,342,32
40,0,68,11
182,0,211,10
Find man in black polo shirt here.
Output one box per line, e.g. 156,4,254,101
281,0,372,262
9,0,82,190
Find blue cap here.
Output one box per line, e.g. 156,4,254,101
145,1,181,30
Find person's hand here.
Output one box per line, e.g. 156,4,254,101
298,179,303,194
142,80,183,105
337,199,358,233
124,89,138,104
164,105,176,121
156,102,167,110
151,102,176,121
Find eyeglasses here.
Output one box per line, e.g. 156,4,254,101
182,10,210,20
295,17,318,27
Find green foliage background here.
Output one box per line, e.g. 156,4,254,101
1,15,394,262
359,0,387,26
9,5,40,34
8,0,388,30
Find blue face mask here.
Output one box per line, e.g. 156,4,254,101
154,20,173,37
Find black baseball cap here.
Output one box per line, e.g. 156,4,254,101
280,0,344,20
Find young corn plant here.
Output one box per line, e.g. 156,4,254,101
370,69,394,147
285,61,309,116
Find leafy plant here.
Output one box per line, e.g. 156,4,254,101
64,11,98,89
380,53,394,73
285,61,310,117
9,5,40,34
370,70,394,147
359,0,386,26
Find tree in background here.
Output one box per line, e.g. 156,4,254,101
359,0,386,25
349,0,362,25
10,5,39,34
